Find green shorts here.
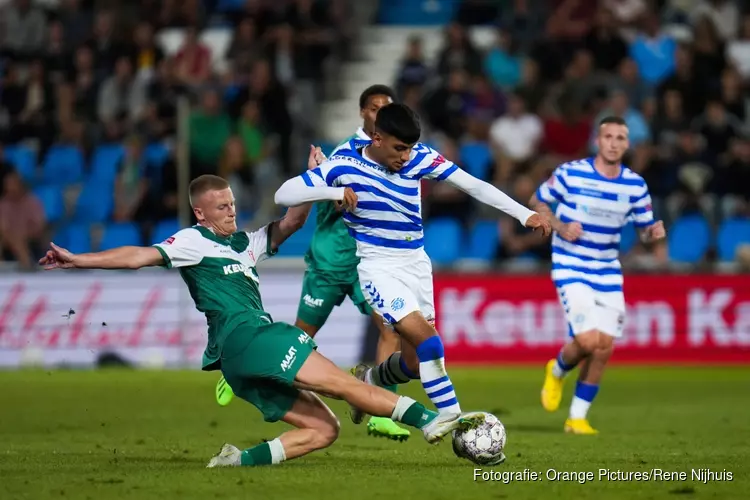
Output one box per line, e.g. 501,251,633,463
220,317,317,422
296,269,371,328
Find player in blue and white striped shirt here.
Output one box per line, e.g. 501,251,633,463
532,116,666,435
276,103,551,447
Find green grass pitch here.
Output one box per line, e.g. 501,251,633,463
1,367,748,500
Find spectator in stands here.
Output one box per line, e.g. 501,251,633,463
718,134,750,217
466,74,506,126
396,35,430,98
515,59,546,114
87,10,122,77
651,89,690,170
436,23,482,77
691,99,743,164
58,0,92,49
423,69,471,141
658,44,703,119
497,174,551,263
63,45,99,126
113,135,152,224
189,88,232,176
496,0,546,54
612,57,655,118
219,136,255,215
630,9,677,86
727,13,750,80
584,5,629,73
45,20,71,85
721,68,747,123
691,15,727,99
161,0,204,29
542,100,591,163
145,58,187,139
16,59,56,151
596,89,650,148
227,17,261,75
2,0,47,61
237,99,267,168
174,25,212,88
0,170,45,270
130,21,164,80
98,56,146,141
484,28,521,91
489,92,543,183
692,0,740,41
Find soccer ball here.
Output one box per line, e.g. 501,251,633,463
452,413,506,465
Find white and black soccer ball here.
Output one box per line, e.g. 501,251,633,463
452,413,506,465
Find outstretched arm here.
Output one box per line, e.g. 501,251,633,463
274,174,346,206
39,243,164,270
443,169,550,234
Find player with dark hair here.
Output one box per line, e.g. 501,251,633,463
39,162,478,468
215,85,414,441
534,116,666,434
275,103,550,447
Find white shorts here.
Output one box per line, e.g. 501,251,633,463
357,251,435,325
557,282,625,338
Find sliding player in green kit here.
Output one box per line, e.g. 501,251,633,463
215,85,411,441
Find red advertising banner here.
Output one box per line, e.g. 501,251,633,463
434,274,750,364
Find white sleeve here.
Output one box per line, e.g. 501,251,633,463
245,224,276,264
274,169,346,207
444,168,536,225
152,228,204,269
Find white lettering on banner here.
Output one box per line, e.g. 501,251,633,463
438,285,749,348
688,289,750,346
0,270,367,368
439,288,566,345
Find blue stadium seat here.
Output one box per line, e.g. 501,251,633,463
717,217,750,262
42,145,84,185
668,214,711,263
99,222,142,251
459,143,492,181
424,218,462,265
145,143,170,168
216,0,245,12
378,0,457,25
620,222,638,254
33,185,65,223
90,144,125,184
4,145,36,183
151,218,181,245
465,220,500,260
55,224,92,254
73,179,114,223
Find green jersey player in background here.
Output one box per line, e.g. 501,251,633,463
38,171,475,468
215,85,412,441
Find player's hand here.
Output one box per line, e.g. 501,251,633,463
337,187,358,212
642,220,666,243
559,221,583,242
525,213,552,237
38,242,76,270
307,144,326,170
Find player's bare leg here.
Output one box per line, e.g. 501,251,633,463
207,391,340,467
216,318,322,407
541,330,599,412
297,350,480,443
564,334,614,435
365,314,411,441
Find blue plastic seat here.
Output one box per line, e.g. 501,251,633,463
424,217,462,265
55,224,92,254
4,145,36,183
90,144,125,184
465,220,500,260
667,214,711,263
717,217,750,262
42,146,84,185
459,143,493,181
73,179,114,223
99,222,142,251
151,218,181,245
619,222,638,254
33,185,65,223
145,143,170,168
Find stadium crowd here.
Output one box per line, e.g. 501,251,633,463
0,0,749,270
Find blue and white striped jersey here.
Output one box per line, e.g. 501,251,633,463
301,140,458,260
535,158,655,293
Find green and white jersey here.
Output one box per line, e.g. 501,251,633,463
303,127,370,278
153,224,277,370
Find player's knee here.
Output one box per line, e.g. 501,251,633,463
575,330,600,355
312,418,340,449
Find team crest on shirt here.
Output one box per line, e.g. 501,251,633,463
164,236,175,245
391,298,405,311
